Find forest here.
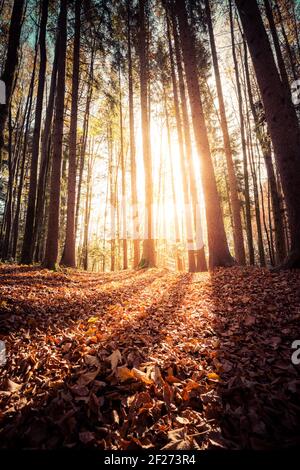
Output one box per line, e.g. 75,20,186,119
0,0,300,456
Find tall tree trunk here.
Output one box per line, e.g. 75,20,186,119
174,0,234,269
43,0,67,269
236,0,300,268
263,0,290,94
21,0,49,264
138,0,156,267
205,0,245,265
1,111,13,258
170,4,207,271
61,0,82,267
11,65,37,259
229,1,255,265
244,38,286,264
119,67,128,270
34,33,59,261
166,11,196,272
246,114,266,266
163,87,183,271
274,0,297,81
109,124,116,272
0,0,25,164
127,0,140,268
75,48,94,236
82,144,93,271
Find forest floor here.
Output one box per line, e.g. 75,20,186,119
0,265,300,450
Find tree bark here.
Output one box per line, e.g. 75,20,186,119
170,4,207,271
229,1,254,265
138,0,156,267
166,11,197,272
205,0,245,265
0,0,25,164
263,0,290,94
60,0,82,267
21,0,49,264
236,0,300,268
243,37,286,264
43,0,67,269
174,0,234,269
127,0,140,269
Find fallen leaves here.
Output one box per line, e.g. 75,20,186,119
0,265,300,450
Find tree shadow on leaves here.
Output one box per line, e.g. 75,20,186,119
0,272,192,449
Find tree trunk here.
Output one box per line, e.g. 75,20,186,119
229,1,254,265
243,37,286,264
170,4,207,271
205,0,245,265
263,0,290,94
43,0,67,269
166,11,196,272
0,0,25,164
75,47,94,237
163,87,183,271
11,64,37,259
174,0,234,269
119,67,128,270
60,0,82,267
127,0,140,269
138,0,156,267
34,32,59,261
236,0,300,268
21,0,49,264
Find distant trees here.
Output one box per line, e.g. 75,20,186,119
0,0,300,272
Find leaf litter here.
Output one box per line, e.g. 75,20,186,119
0,265,300,449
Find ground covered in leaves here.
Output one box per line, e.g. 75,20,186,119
0,265,300,449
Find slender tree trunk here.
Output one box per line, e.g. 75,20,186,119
170,5,207,271
82,145,93,271
246,115,266,266
11,67,36,259
274,0,297,81
236,0,300,268
75,49,94,236
1,111,13,258
163,87,183,271
21,0,49,264
205,0,245,265
119,67,128,270
230,1,254,265
138,0,156,267
109,125,115,272
127,0,140,268
34,33,59,261
175,0,234,269
0,0,25,164
61,0,82,267
43,0,67,269
263,0,290,94
166,11,196,272
244,38,286,264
